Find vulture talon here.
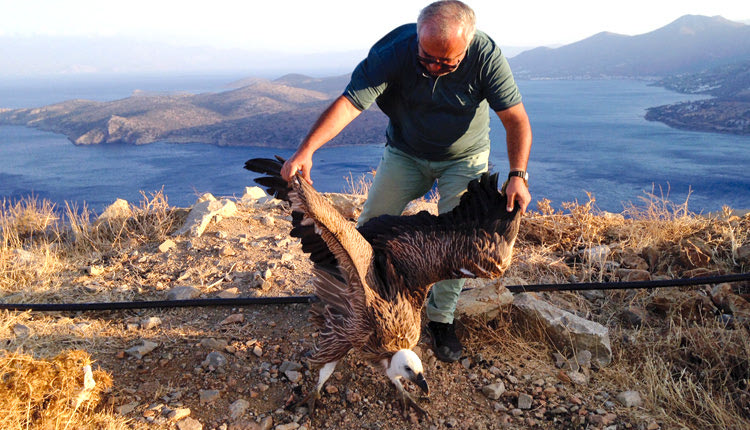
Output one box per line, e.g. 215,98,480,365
400,391,429,418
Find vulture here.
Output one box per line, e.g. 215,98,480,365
244,156,521,416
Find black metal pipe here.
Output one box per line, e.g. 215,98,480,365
1,273,748,312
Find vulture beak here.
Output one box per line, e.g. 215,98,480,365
413,372,429,395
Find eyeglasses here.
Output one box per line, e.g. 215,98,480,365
416,54,462,73
416,44,465,75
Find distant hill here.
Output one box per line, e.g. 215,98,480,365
0,78,387,147
644,60,750,135
227,74,352,98
653,61,750,100
509,15,750,79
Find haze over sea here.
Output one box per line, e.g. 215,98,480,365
1,74,748,214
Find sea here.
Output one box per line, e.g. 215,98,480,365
1,74,748,214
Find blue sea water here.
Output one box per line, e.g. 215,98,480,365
1,75,748,214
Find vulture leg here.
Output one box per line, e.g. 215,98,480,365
390,378,429,418
292,361,338,416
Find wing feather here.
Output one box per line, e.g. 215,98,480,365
358,172,521,303
245,157,373,318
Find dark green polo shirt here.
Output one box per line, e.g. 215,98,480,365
344,23,522,161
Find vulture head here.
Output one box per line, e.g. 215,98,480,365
388,349,429,395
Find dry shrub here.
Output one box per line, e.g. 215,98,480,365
461,309,551,369
1,197,64,294
616,318,750,429
343,169,376,198
1,196,59,248
520,194,618,254
64,189,183,255
0,349,114,430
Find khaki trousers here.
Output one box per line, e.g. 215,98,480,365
356,145,489,324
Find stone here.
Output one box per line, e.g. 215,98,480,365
96,198,132,223
517,392,533,409
167,286,201,300
176,417,203,430
168,408,191,421
217,288,240,299
680,237,711,268
619,306,647,328
279,361,303,373
455,280,514,318
117,401,139,415
174,198,238,237
202,351,228,369
711,283,750,326
241,186,268,202
199,389,220,404
615,268,651,282
140,316,162,330
567,371,589,385
513,293,612,367
620,251,649,270
323,192,367,220
581,245,611,267
258,214,275,226
125,340,158,359
616,391,642,407
346,389,362,403
88,265,105,276
13,323,30,338
574,350,593,369
201,338,229,350
229,398,250,419
220,314,245,325
482,382,506,400
158,239,177,253
284,370,302,383
275,424,300,430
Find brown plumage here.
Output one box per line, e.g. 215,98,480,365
244,156,521,416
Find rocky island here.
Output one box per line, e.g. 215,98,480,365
0,74,387,148
646,61,750,135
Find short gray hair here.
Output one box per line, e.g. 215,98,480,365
417,1,476,44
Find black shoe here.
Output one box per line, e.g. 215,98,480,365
426,321,463,362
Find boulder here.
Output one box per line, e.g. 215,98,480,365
456,280,514,318
174,197,238,237
711,283,750,326
323,193,366,220
513,293,612,367
96,198,132,223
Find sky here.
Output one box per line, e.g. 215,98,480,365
1,0,748,52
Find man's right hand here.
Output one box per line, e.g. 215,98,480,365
281,150,314,184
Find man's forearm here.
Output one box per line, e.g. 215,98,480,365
497,103,532,171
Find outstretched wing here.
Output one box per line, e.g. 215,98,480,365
244,157,373,319
358,172,522,305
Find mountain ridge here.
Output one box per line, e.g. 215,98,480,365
509,15,750,79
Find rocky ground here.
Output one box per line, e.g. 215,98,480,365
5,189,749,430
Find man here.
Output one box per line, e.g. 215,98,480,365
281,0,532,362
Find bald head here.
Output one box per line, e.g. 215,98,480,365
417,0,476,46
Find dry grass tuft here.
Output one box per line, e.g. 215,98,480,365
0,349,118,430
65,189,183,255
